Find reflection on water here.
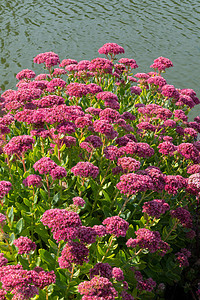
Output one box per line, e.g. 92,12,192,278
0,0,200,117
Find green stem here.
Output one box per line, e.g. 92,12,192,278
101,236,114,263
163,220,178,242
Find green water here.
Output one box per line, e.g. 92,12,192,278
0,0,200,118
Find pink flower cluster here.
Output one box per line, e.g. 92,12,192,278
117,157,141,172
126,228,170,256
0,213,6,226
98,43,124,56
73,197,86,207
102,216,129,237
134,271,156,292
23,174,42,187
150,56,173,71
0,264,56,299
116,173,153,195
158,141,177,156
78,275,118,299
170,207,193,228
33,95,65,108
118,58,138,69
13,236,36,255
177,143,200,163
3,135,35,156
0,253,8,267
0,181,12,198
71,161,99,179
89,58,113,74
66,82,90,98
142,199,170,219
164,175,186,195
175,248,191,268
33,51,60,68
125,142,154,158
33,157,67,180
16,69,36,80
58,241,89,270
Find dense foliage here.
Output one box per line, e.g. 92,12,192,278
0,43,199,299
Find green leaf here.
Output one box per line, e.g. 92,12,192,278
59,144,66,152
7,206,14,224
39,249,55,266
102,190,111,202
97,244,105,256
52,193,60,205
48,239,58,251
40,189,47,200
16,218,24,234
23,198,31,207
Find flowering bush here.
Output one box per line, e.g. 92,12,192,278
0,43,199,299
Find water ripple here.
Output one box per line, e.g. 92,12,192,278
0,0,200,113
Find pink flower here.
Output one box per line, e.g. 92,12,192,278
121,291,134,300
177,143,200,163
161,84,179,99
46,78,66,92
147,76,167,88
33,157,57,175
0,181,12,199
158,141,177,156
174,109,188,121
0,253,8,267
130,86,142,95
187,165,200,174
59,59,78,67
0,213,6,226
98,43,124,56
164,175,186,195
90,263,112,279
3,135,35,156
41,209,82,233
142,199,170,218
78,276,118,299
170,207,192,228
13,236,36,254
150,56,173,71
97,91,119,103
104,145,119,160
102,216,129,237
116,173,153,195
85,135,103,148
31,269,56,289
126,228,170,255
93,120,118,139
118,58,138,69
16,69,36,80
112,267,124,281
75,116,92,128
89,58,113,74
66,82,90,97
93,225,107,237
71,162,99,179
73,197,85,207
175,248,191,267
50,166,67,180
118,157,141,172
87,83,103,94
58,241,89,270
33,51,60,67
23,175,42,187
33,95,65,108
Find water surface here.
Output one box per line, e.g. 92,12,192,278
0,0,200,117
